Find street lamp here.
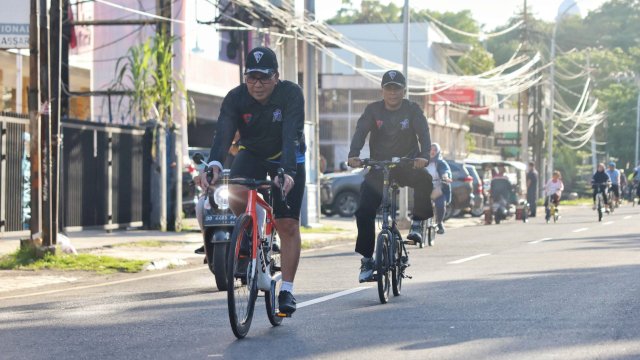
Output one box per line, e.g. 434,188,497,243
547,0,580,182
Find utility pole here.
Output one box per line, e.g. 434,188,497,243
587,52,597,171
50,0,62,244
29,0,42,242
398,0,410,226
38,0,53,249
302,0,320,226
520,0,529,164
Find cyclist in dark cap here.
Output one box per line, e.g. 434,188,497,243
200,46,305,314
348,70,434,283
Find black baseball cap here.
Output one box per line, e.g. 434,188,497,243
381,70,406,88
244,47,278,75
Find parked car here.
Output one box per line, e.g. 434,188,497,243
464,164,485,217
320,168,366,217
444,160,474,219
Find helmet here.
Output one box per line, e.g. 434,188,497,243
608,161,616,167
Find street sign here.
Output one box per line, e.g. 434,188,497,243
0,0,29,49
495,138,520,147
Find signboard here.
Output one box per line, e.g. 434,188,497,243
495,137,520,147
468,105,489,116
432,87,476,104
0,0,29,49
494,108,525,134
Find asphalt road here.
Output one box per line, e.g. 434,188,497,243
1,205,639,360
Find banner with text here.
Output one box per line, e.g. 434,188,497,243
0,0,29,49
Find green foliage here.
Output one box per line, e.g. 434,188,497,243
113,34,194,126
457,45,496,75
0,247,146,274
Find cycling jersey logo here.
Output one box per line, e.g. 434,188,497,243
242,113,253,124
253,51,264,63
388,71,397,80
272,109,282,122
376,119,383,129
400,119,409,130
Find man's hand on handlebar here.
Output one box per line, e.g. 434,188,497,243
196,166,220,192
274,173,295,196
413,157,429,169
348,157,363,168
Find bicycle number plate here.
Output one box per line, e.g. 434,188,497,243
204,214,237,226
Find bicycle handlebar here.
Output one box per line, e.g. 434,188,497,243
361,157,414,168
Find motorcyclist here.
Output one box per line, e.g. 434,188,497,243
606,161,621,206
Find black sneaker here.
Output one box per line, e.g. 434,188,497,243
436,223,445,235
194,245,205,255
406,220,424,245
358,257,375,283
278,290,297,315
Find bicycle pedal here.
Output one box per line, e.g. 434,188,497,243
403,240,417,245
276,312,291,318
402,274,413,279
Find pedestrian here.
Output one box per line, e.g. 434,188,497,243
427,143,451,234
526,161,538,217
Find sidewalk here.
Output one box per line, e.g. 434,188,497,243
0,215,480,295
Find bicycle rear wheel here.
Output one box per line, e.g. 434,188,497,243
227,214,258,339
376,230,391,304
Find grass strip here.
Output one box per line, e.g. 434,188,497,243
0,247,147,274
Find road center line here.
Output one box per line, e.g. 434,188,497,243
298,287,370,309
602,221,614,226
572,228,589,233
624,215,632,220
528,237,552,244
448,253,491,265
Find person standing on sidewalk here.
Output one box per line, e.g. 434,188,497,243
527,162,539,217
199,46,305,315
347,70,433,283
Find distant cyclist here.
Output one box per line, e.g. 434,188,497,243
606,162,621,206
348,70,433,283
632,163,640,200
592,163,611,211
544,170,564,214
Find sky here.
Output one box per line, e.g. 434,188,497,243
313,0,609,30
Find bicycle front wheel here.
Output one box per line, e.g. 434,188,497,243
391,229,403,297
227,214,258,339
376,230,391,304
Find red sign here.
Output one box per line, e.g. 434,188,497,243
468,106,489,116
432,87,476,104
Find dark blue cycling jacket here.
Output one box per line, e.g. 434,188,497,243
348,99,431,161
209,80,306,177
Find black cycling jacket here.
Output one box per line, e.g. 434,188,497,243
592,171,610,186
348,99,431,160
208,80,306,177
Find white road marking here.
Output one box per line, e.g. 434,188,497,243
528,237,552,244
624,215,632,220
602,221,614,226
0,266,205,301
448,253,491,265
572,228,589,233
298,286,370,309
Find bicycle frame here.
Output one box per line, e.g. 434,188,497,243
236,189,277,285
379,165,399,233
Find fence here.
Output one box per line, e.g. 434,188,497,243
0,113,29,238
0,114,150,238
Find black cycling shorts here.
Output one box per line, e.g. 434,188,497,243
230,150,306,220
610,184,620,198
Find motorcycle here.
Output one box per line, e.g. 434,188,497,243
193,153,236,291
487,177,529,224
